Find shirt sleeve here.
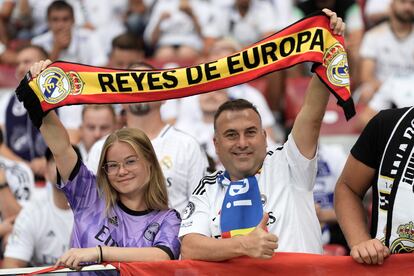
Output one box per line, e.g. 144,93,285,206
350,108,405,169
153,209,182,260
58,158,100,212
185,141,208,201
5,161,35,206
179,179,212,238
4,204,36,262
350,111,384,169
283,133,318,191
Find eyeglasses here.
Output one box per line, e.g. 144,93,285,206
102,156,140,175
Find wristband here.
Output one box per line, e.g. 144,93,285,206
96,245,103,263
0,182,8,190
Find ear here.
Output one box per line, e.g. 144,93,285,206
213,135,219,154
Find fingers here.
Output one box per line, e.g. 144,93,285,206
29,59,52,78
372,242,385,264
351,246,369,264
321,8,345,36
56,249,82,270
262,248,275,259
351,239,389,265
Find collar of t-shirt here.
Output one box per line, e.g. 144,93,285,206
217,169,262,187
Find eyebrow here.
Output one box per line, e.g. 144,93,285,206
222,126,258,135
246,126,258,131
106,154,137,163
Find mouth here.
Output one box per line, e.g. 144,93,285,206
233,152,252,158
116,177,134,184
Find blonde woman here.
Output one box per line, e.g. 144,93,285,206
25,60,181,270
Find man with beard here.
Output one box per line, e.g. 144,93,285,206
356,0,414,103
86,63,208,215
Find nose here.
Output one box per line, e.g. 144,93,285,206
93,128,103,139
117,163,129,175
237,134,248,149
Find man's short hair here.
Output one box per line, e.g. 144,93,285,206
213,99,262,130
111,33,144,53
47,0,74,19
17,44,49,59
81,104,116,122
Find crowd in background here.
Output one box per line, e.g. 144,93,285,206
0,0,412,269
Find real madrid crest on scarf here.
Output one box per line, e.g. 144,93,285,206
219,171,263,238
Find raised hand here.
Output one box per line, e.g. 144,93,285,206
322,8,345,36
30,59,52,78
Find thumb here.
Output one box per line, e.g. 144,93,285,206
257,212,269,230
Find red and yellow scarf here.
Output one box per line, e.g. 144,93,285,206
18,12,354,128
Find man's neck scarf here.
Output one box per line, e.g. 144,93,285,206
17,12,354,128
219,172,263,238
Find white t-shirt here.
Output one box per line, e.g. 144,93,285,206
7,0,54,37
4,196,73,266
204,1,282,47
364,0,391,17
31,28,107,66
161,84,275,129
0,156,34,207
68,0,127,55
179,134,322,254
87,125,208,214
359,22,414,82
144,0,215,50
369,74,414,111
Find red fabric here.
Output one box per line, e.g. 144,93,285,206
21,265,65,276
20,253,414,275
114,253,414,276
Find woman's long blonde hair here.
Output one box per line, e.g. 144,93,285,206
96,128,168,213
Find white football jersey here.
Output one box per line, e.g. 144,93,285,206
179,135,323,254
360,22,414,82
0,156,35,207
4,195,73,266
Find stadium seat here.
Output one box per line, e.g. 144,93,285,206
284,76,364,135
248,77,269,98
284,76,311,127
320,101,365,136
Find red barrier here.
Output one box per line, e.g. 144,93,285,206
116,253,414,276
15,253,414,275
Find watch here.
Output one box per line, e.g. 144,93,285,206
0,182,9,190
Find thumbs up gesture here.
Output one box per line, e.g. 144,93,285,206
240,213,278,259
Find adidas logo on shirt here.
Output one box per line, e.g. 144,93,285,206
109,216,118,227
46,230,55,238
